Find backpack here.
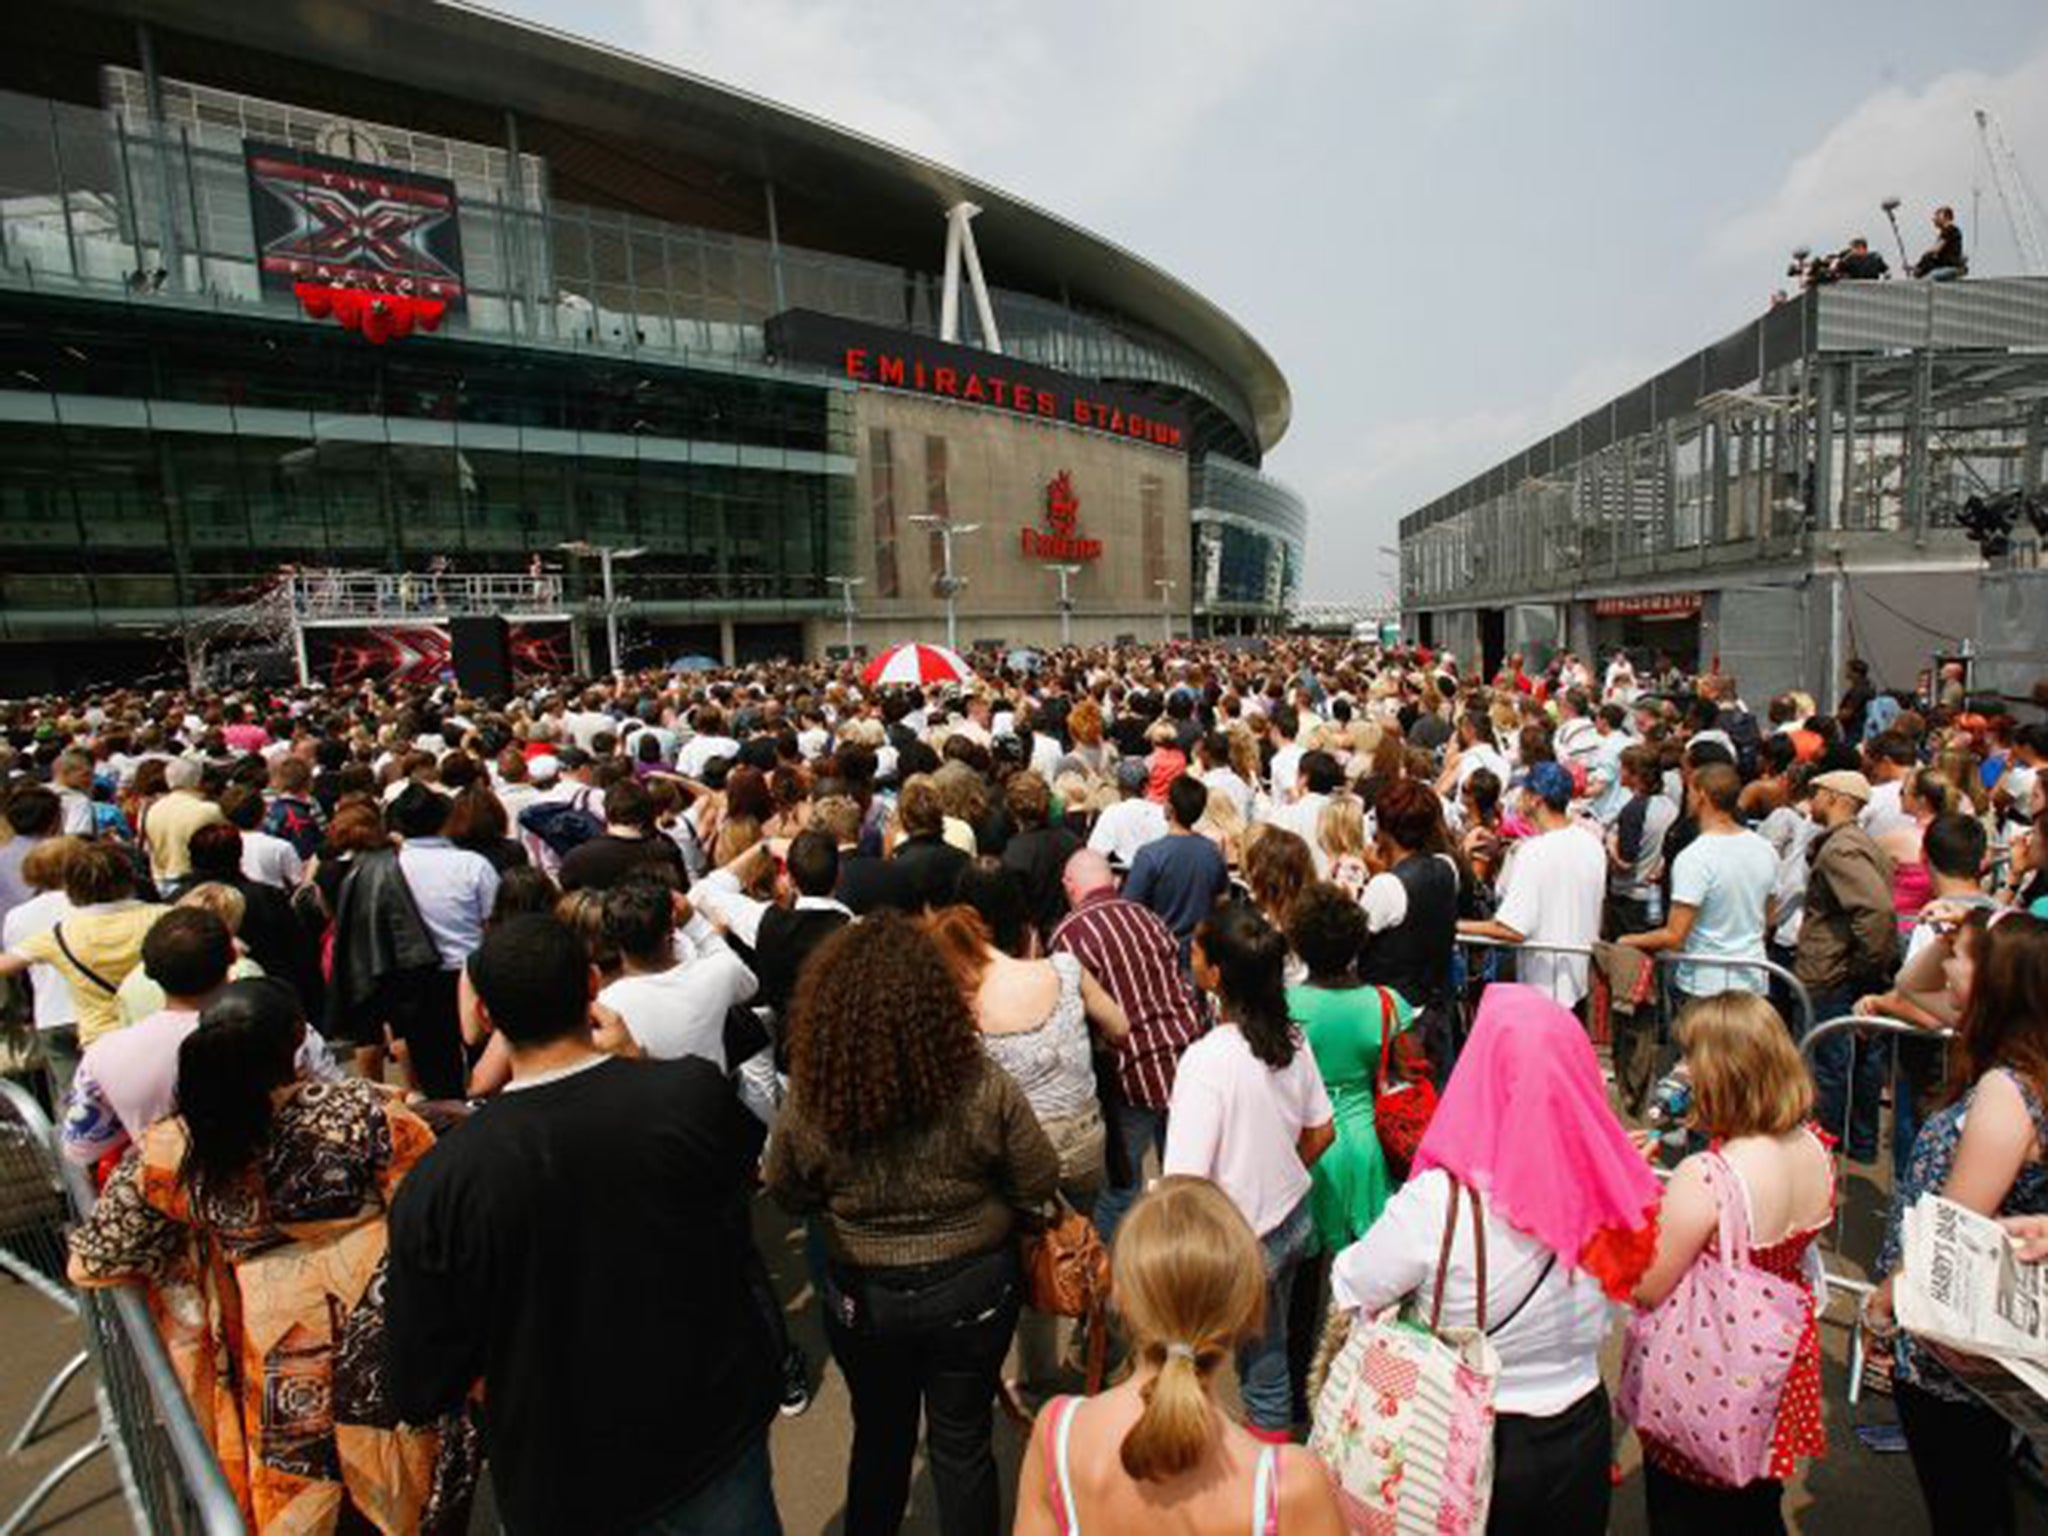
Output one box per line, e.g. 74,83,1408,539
1720,708,1763,779
519,799,604,859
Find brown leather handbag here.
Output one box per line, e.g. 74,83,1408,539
1021,1196,1114,1392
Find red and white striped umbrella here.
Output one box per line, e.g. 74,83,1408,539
861,641,975,688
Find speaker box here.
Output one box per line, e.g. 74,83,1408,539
450,615,513,697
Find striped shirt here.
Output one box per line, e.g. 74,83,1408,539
1049,888,1207,1109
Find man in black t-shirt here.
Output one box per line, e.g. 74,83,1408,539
1912,206,1966,279
1833,238,1888,280
557,777,689,892
385,916,783,1535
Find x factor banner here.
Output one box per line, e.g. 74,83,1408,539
244,141,467,306
306,623,569,687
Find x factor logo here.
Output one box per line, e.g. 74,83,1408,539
246,143,467,304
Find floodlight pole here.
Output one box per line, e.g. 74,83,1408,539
825,575,864,658
910,516,980,651
1048,563,1082,647
560,540,645,678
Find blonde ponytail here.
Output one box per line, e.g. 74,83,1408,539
1109,1178,1267,1484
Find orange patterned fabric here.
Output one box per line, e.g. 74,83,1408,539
69,1078,477,1533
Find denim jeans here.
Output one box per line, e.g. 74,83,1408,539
1092,1102,1167,1245
823,1246,1021,1536
1805,986,1883,1161
1239,1197,1314,1434
627,1430,781,1536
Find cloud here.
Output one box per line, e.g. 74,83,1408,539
629,0,1337,215
1713,45,2048,277
1295,351,1654,600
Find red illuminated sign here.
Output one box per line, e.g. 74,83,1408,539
1594,591,1702,617
765,310,1189,454
1021,470,1103,561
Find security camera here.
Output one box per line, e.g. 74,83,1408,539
1881,196,1902,213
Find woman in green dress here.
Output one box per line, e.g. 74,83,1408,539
1282,880,1409,1422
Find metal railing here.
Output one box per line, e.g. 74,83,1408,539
1455,934,1816,1040
0,1078,240,1536
288,569,567,622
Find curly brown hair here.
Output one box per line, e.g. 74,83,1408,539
785,910,986,1143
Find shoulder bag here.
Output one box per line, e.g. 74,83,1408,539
1309,1177,1501,1534
1020,1194,1113,1392
1373,987,1438,1181
1616,1151,1809,1486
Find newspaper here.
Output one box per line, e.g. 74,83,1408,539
1897,1194,2048,1442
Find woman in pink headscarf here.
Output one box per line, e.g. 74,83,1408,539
1329,984,1660,1536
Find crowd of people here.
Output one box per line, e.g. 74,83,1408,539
2,634,2047,1536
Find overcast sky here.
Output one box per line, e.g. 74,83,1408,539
491,0,2048,603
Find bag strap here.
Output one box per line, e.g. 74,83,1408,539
1428,1178,1460,1331
1470,1182,1488,1334
1373,987,1397,1090
1486,1254,1556,1337
1699,1151,1751,1267
53,924,120,996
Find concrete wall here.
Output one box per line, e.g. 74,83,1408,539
844,391,1191,653
1705,583,1808,709
1976,569,2048,716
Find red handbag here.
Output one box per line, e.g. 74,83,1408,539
1372,987,1438,1180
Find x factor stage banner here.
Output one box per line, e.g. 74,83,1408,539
306,623,569,687
244,142,468,306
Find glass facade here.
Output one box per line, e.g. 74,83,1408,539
1191,455,1306,630
1399,281,2048,610
0,78,1261,458
0,293,855,638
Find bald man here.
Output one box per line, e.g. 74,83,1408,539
1049,847,1209,1239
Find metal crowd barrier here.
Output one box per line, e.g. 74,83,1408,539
0,1078,240,1536
1455,935,1816,1041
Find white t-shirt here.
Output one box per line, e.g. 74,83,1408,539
1668,828,1777,996
1268,745,1305,805
1,890,76,1030
1860,779,1915,840
596,937,759,1067
677,734,741,779
1494,822,1607,1006
1163,1023,1333,1238
240,829,306,890
1087,798,1168,867
1330,1169,1617,1415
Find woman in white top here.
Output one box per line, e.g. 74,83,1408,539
1015,1177,1343,1536
1164,902,1335,1440
1330,983,1661,1536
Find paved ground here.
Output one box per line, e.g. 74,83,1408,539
5,1134,2045,1534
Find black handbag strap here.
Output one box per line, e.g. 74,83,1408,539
1487,1253,1557,1337
52,923,121,996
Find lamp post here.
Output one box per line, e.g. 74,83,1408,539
559,540,646,677
1047,563,1082,647
825,574,865,659
1154,577,1176,645
908,515,980,651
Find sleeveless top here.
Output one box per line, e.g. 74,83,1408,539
982,952,1097,1122
1043,1395,1279,1536
1891,858,1933,935
1881,1067,2048,1403
1358,852,1458,1008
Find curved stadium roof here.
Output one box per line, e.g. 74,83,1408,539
45,0,1291,454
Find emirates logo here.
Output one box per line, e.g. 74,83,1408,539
1046,470,1080,533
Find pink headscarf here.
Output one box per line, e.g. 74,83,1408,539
1412,984,1660,1300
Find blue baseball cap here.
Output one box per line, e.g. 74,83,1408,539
1526,760,1575,810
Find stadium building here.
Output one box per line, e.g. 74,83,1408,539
0,0,1305,692
1397,278,2048,711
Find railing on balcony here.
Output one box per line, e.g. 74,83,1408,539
288,570,568,624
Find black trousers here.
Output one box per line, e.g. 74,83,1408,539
385,968,467,1101
1642,1461,1784,1536
1896,1377,2018,1535
1487,1383,1611,1536
823,1246,1021,1536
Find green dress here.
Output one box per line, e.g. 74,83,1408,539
1287,982,1408,1253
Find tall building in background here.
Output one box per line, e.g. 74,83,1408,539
0,0,1306,691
